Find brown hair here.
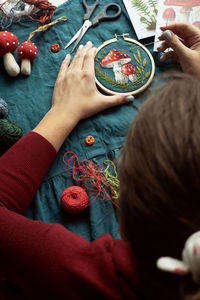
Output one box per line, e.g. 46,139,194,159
119,72,200,299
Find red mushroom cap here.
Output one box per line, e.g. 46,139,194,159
121,64,136,76
17,41,37,62
100,49,131,68
164,0,200,6
193,21,200,27
163,8,176,20
0,31,18,56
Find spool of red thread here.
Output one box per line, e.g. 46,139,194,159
61,186,89,214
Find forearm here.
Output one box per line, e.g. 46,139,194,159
32,107,79,152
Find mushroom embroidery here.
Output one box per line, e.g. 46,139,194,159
18,41,37,75
121,64,137,84
100,49,131,83
0,31,20,77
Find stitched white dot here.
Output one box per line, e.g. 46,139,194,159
29,45,31,47
6,42,9,46
21,46,23,48
30,50,32,52
20,51,23,55
11,34,13,36
3,34,6,37
34,52,36,55
13,42,15,45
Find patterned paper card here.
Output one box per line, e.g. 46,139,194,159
154,0,200,51
122,0,158,40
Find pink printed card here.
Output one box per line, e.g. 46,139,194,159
154,0,200,51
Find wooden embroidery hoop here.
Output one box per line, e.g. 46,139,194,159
95,33,155,95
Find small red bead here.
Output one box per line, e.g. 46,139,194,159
51,43,60,53
85,135,95,146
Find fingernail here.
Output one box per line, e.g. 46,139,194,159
160,54,165,61
65,53,71,59
125,95,134,102
164,30,172,40
86,41,92,46
79,44,83,51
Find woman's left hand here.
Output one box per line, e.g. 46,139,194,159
52,42,133,122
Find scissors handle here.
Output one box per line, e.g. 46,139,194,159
91,3,121,26
82,0,100,21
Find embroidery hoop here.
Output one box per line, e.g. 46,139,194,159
95,33,155,95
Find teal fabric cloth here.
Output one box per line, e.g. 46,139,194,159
0,0,176,241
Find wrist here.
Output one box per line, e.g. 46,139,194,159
32,107,79,152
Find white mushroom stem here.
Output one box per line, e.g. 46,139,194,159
113,62,128,84
180,7,192,22
21,59,31,76
3,52,20,77
129,74,137,83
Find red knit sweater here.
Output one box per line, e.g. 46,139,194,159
0,132,140,299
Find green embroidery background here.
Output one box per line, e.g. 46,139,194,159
95,38,153,94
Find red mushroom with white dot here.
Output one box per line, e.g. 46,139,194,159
17,41,37,75
121,64,137,84
100,49,131,83
0,31,20,77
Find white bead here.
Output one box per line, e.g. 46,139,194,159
30,50,32,52
21,46,23,48
3,34,6,37
13,42,15,45
6,42,9,46
20,51,23,54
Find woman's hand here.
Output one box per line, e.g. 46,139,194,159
33,42,133,151
157,22,200,79
52,42,133,122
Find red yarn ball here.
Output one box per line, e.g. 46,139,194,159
61,186,89,214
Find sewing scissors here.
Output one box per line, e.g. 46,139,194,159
64,0,122,53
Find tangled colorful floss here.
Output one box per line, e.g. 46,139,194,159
61,186,89,214
62,152,119,207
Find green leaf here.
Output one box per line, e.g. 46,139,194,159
145,72,150,78
143,58,146,67
137,50,141,62
137,66,141,74
133,54,140,64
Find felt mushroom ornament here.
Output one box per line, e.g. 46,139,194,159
0,31,20,77
18,41,37,75
16,16,67,76
121,64,137,84
100,49,131,83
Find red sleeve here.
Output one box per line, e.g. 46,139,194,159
0,132,57,214
0,132,139,299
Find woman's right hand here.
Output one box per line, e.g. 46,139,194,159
157,22,200,79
